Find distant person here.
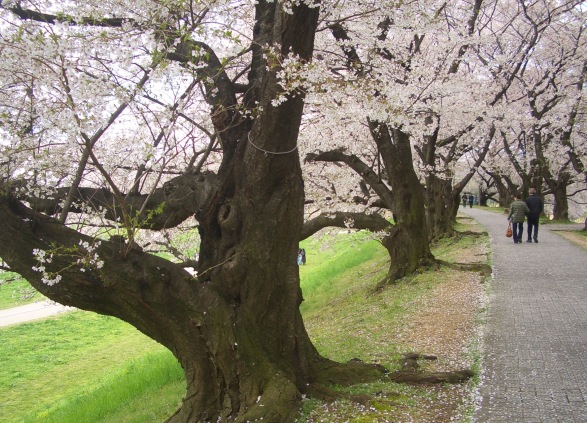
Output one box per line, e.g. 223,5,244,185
507,193,530,244
297,249,303,265
462,193,468,208
301,249,306,265
525,187,544,243
468,193,474,208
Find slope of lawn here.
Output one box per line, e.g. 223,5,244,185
1,312,184,423
0,272,42,309
2,223,488,422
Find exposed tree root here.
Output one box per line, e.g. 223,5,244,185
438,259,492,276
389,352,474,384
398,352,438,371
307,354,474,408
389,369,475,384
307,359,390,406
312,357,389,387
375,258,440,291
457,230,488,237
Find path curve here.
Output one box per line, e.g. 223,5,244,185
0,301,72,328
461,207,587,423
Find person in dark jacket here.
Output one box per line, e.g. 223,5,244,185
525,187,544,243
508,193,530,243
468,193,474,208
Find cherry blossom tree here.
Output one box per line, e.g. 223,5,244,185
2,1,584,420
494,5,587,220
301,0,582,281
0,1,402,421
476,159,519,207
416,0,586,226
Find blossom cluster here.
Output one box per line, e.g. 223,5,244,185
32,248,62,286
32,239,104,286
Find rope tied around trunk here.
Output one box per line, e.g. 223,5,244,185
247,132,298,155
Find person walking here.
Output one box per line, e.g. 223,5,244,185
468,193,474,208
508,193,530,244
525,187,544,243
462,193,468,208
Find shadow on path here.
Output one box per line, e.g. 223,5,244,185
461,207,587,423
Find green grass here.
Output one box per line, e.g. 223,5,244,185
299,232,385,315
25,351,184,423
1,311,183,423
2,226,486,423
476,205,505,214
0,271,42,309
296,228,487,422
544,218,584,225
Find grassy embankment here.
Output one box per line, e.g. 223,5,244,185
0,272,43,309
1,220,488,422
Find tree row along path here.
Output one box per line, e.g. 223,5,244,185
461,207,587,423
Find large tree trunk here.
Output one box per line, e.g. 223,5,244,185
369,124,436,283
0,193,330,422
174,117,312,420
479,186,491,206
551,179,570,221
425,174,458,241
497,183,510,207
491,174,516,207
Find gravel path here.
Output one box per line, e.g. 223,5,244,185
461,207,587,423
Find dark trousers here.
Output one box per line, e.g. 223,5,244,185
513,222,524,242
527,216,539,241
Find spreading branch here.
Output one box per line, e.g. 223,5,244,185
21,172,218,230
300,212,391,241
306,150,394,208
2,3,133,27
0,194,214,352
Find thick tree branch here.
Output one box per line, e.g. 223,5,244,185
162,39,245,157
165,40,237,110
300,212,391,241
501,130,528,181
3,3,133,27
437,117,484,149
447,0,483,74
22,172,219,230
561,61,587,179
453,124,496,194
306,150,394,208
0,195,202,349
328,23,364,73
